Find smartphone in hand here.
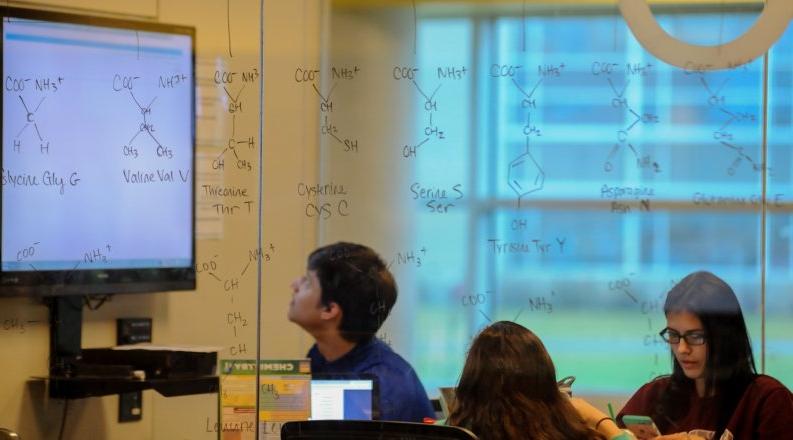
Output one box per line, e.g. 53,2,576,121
622,415,661,440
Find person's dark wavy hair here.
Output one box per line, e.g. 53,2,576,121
307,242,396,344
448,321,605,440
652,271,757,436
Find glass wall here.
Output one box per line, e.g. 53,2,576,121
317,0,790,404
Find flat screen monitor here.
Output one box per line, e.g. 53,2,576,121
310,375,378,421
1,7,195,296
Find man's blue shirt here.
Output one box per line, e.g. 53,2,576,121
307,337,435,422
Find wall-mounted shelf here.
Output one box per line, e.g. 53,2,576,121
46,297,219,399
41,375,218,399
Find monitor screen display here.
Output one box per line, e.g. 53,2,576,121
1,8,195,296
310,378,376,421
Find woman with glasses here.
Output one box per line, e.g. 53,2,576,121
447,320,635,440
617,271,793,439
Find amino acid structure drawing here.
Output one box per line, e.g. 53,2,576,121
599,64,660,174
14,95,49,154
507,75,546,209
698,74,764,176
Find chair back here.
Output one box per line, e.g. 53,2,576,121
281,420,478,440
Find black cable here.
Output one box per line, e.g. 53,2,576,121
58,399,69,440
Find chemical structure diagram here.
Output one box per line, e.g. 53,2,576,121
608,274,672,380
215,80,259,171
196,243,275,305
593,62,661,174
393,66,467,159
697,73,765,176
195,243,275,357
13,95,50,155
314,83,359,153
461,288,555,331
8,75,62,154
14,241,109,285
213,67,259,174
386,246,428,270
295,66,360,154
402,78,444,159
497,63,561,208
122,90,176,160
508,76,545,209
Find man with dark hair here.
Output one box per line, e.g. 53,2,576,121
288,242,435,422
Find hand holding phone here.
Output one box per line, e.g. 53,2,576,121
622,414,661,440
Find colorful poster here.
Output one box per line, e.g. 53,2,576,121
219,359,310,440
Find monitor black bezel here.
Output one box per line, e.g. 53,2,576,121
0,6,196,297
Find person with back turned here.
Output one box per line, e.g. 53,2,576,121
446,320,635,440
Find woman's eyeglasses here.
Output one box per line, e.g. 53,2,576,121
659,328,706,345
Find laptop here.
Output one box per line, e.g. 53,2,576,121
310,373,379,421
438,387,457,418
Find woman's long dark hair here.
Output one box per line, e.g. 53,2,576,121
653,271,757,436
448,321,605,440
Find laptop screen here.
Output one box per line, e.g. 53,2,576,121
310,377,377,420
